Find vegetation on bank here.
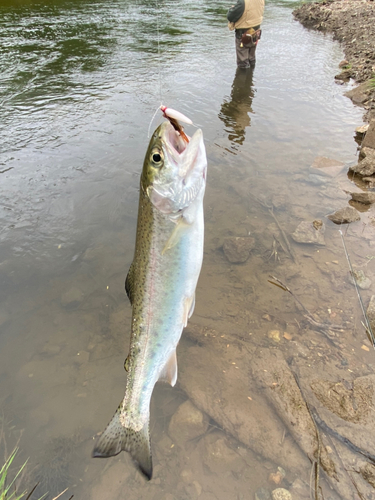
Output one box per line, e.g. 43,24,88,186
1,448,71,500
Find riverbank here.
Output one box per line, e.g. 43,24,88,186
293,0,375,122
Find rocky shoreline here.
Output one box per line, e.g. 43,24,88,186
293,0,375,123
294,0,375,199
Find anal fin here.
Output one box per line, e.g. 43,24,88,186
182,294,195,327
158,349,178,387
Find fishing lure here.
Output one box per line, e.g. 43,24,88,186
160,106,192,143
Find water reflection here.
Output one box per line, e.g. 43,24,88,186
219,68,255,147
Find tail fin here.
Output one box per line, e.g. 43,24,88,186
92,405,152,480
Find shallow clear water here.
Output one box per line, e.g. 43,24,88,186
1,0,373,499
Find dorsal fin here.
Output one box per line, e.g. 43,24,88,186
158,349,178,387
125,262,135,304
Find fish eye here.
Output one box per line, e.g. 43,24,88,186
151,149,163,167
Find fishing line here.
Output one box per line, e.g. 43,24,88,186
155,0,162,106
339,228,375,349
146,1,163,139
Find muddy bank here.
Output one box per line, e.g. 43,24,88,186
293,0,375,122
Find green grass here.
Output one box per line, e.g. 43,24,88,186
0,449,46,500
369,76,375,88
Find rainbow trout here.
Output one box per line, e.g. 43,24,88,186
92,120,207,479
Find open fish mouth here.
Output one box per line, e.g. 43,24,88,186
164,120,189,158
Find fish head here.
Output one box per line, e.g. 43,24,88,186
141,121,207,214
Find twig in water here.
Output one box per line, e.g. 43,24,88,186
25,483,39,500
268,275,345,346
339,229,375,349
51,488,69,500
292,372,321,500
252,195,297,263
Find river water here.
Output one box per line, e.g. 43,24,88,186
0,0,373,499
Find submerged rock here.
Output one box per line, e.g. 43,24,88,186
269,466,286,485
222,236,255,263
327,206,360,224
351,269,372,290
255,487,272,500
168,399,209,446
360,463,375,489
291,220,325,245
311,156,344,177
271,488,292,500
201,433,245,475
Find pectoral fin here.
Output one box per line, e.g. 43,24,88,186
158,349,178,387
162,218,189,255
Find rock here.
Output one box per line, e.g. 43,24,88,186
327,207,360,224
360,463,375,488
311,156,344,177
291,220,326,245
310,376,373,423
361,119,375,151
222,237,255,263
367,295,375,332
201,433,245,475
334,69,353,82
255,487,272,500
350,191,375,204
351,269,372,290
61,286,84,308
267,330,281,343
168,400,209,446
355,124,369,135
269,467,286,485
349,147,375,176
338,59,349,68
363,176,375,187
271,488,292,500
345,81,371,106
180,469,194,484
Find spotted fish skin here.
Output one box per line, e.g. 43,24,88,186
93,121,207,479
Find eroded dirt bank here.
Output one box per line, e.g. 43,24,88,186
293,0,375,121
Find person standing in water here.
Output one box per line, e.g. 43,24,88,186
227,0,265,69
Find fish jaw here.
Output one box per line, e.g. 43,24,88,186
145,122,207,214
